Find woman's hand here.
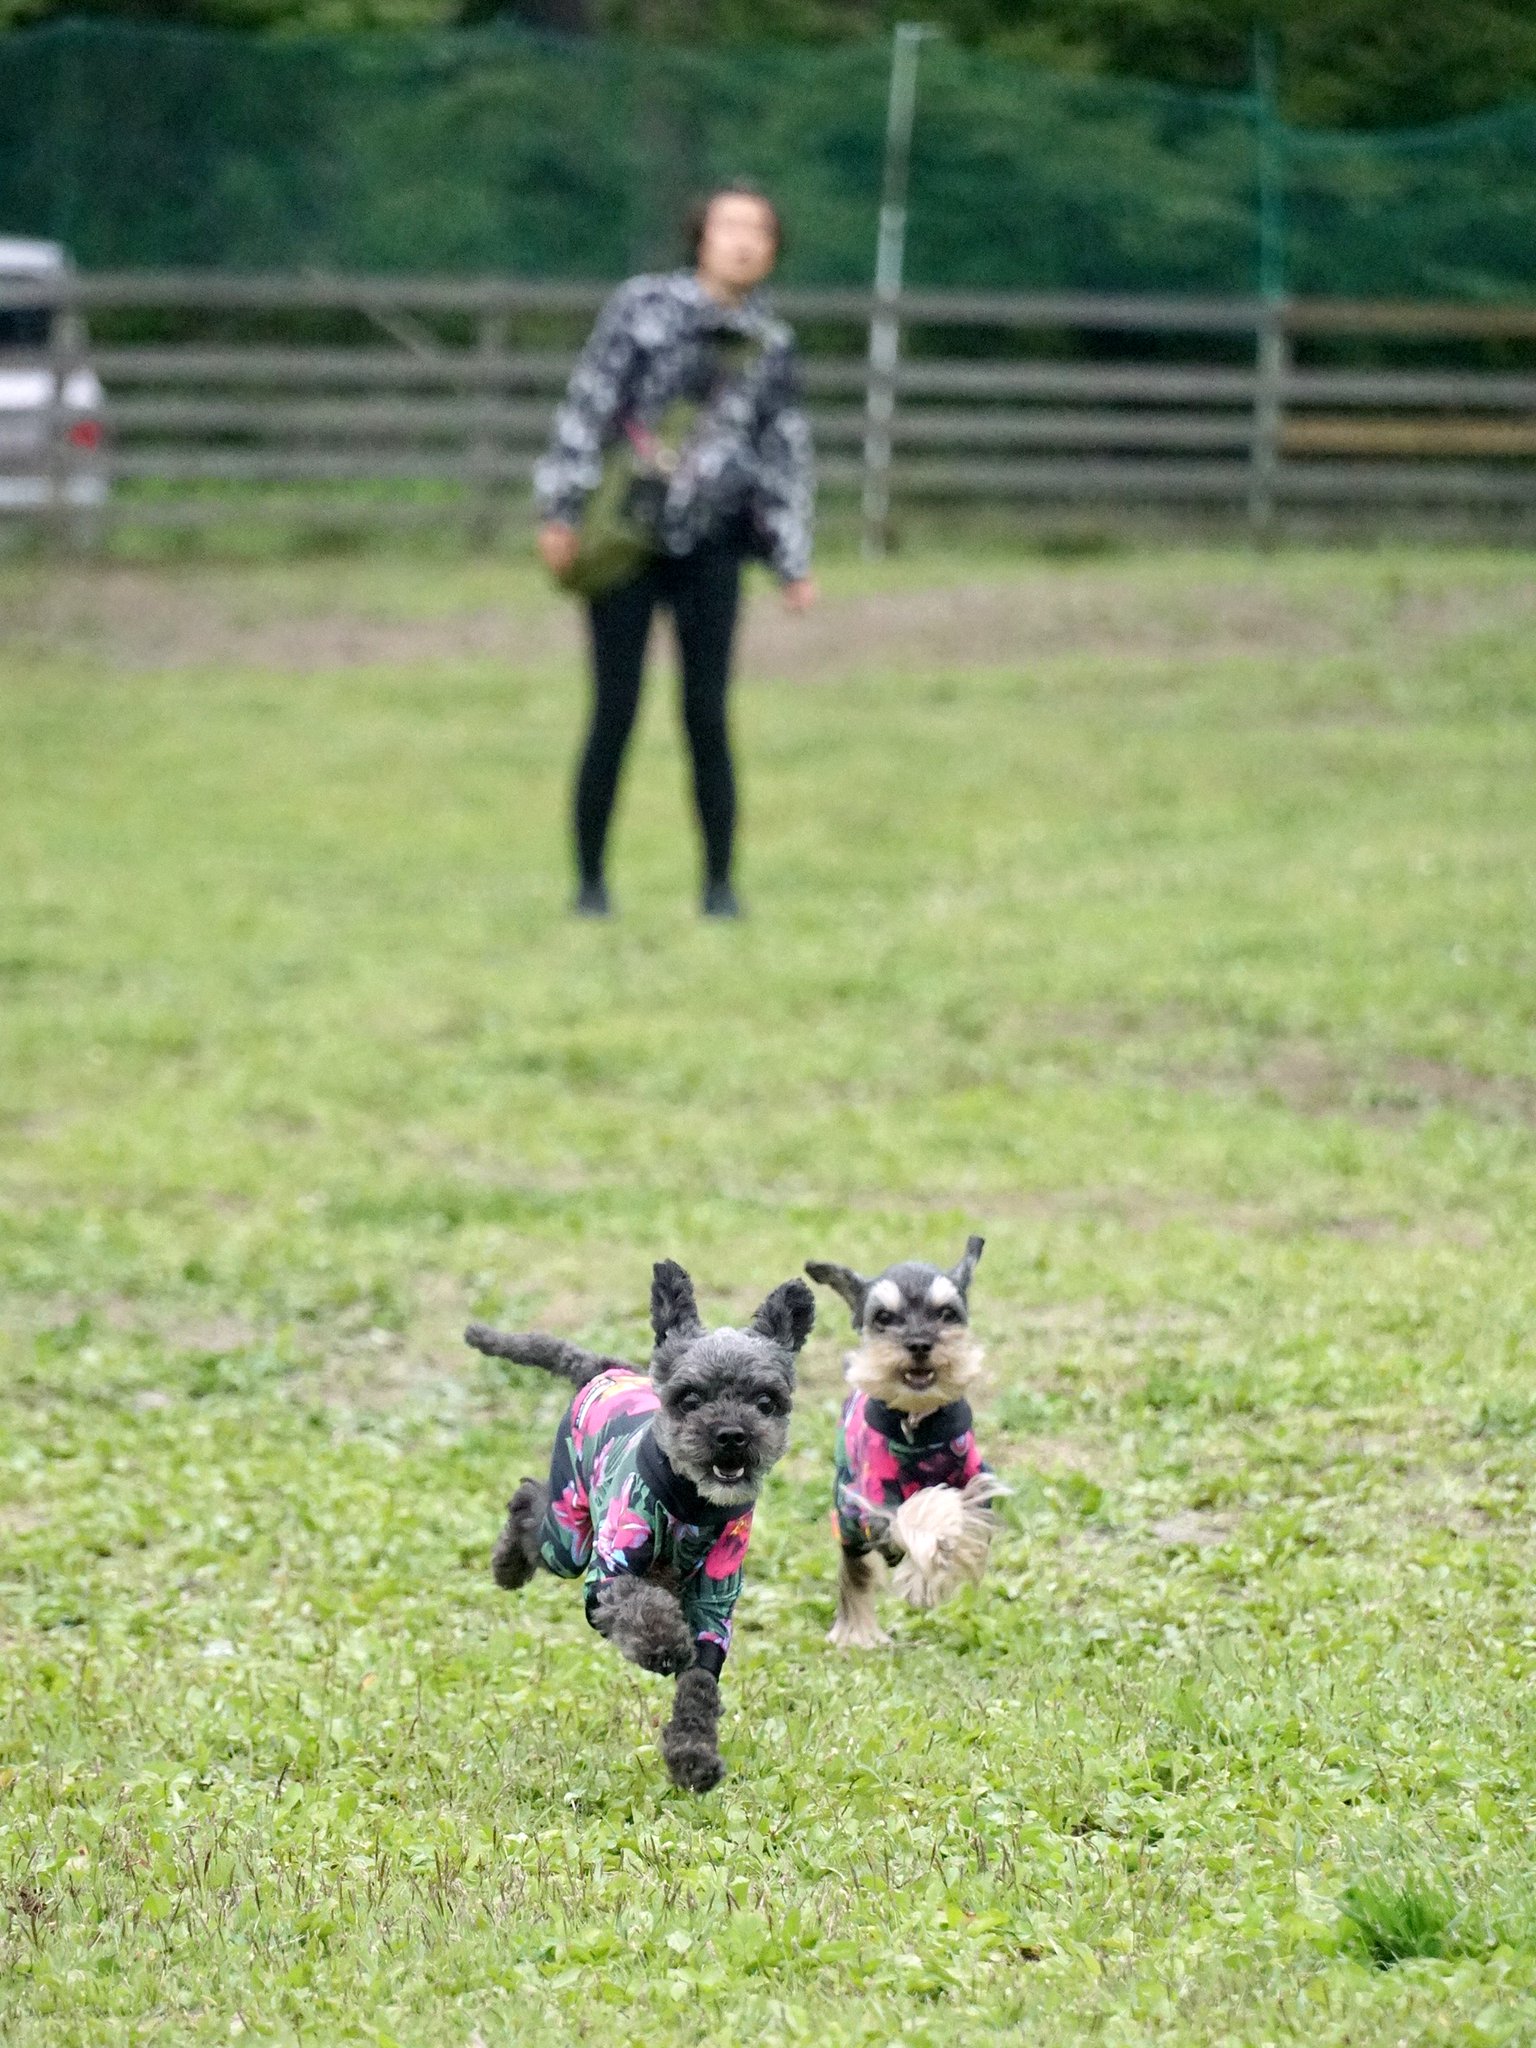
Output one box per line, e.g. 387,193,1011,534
537,521,580,580
781,577,817,614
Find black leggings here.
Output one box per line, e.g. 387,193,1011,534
575,545,742,889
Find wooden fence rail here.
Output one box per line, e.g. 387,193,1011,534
3,272,1536,541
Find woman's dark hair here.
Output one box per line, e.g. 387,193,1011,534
685,183,784,262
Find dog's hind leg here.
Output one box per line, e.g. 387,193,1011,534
661,1668,724,1793
491,1477,549,1590
828,1546,892,1650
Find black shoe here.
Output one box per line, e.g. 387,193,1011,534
702,880,742,919
573,879,611,918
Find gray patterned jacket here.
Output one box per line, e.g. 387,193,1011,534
534,271,814,583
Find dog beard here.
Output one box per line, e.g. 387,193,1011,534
693,1466,759,1507
890,1475,1006,1608
844,1328,985,1416
652,1409,788,1507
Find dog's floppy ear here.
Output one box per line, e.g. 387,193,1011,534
950,1234,985,1298
804,1260,871,1329
651,1260,705,1347
751,1278,816,1355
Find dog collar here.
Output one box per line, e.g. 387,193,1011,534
863,1395,973,1446
636,1428,745,1532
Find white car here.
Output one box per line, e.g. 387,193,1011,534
0,237,107,525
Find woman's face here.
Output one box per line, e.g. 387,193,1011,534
696,194,779,296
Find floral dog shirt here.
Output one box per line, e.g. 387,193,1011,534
832,1390,988,1557
539,1368,754,1677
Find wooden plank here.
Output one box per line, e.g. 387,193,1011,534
107,396,559,435
81,343,1536,416
110,450,536,483
98,463,1536,524
6,272,1271,333
102,451,1536,507
108,451,1240,499
93,347,578,388
1276,460,1536,504
8,271,1535,344
1287,367,1536,412
2,273,611,318
860,290,1267,334
104,398,1255,453
864,408,1255,450
876,456,1255,500
843,454,1536,506
891,361,1257,402
91,346,1266,407
1288,297,1536,341
103,493,461,529
1282,415,1536,458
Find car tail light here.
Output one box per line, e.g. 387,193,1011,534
66,417,103,451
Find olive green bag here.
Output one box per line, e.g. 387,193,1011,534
556,333,764,601
554,402,691,601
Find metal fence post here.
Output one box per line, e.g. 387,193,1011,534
1247,29,1288,538
861,23,930,559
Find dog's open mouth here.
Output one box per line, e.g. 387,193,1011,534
901,1364,938,1391
710,1461,748,1486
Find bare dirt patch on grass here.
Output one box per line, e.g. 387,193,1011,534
3,569,575,676
1149,1508,1240,1549
747,570,1358,677
1175,1044,1536,1131
1001,1433,1117,1481
289,1335,481,1418
8,558,1535,681
870,1181,1487,1246
0,1503,49,1537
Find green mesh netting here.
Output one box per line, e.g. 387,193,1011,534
0,19,1533,299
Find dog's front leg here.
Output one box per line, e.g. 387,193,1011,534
828,1545,892,1649
661,1667,724,1792
592,1576,697,1676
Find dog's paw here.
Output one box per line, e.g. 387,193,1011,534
827,1614,893,1650
593,1578,696,1674
638,1634,696,1677
490,1477,545,1590
662,1739,726,1793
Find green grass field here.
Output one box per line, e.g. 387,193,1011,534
3,545,1535,2046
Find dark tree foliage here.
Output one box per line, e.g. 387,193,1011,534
0,0,1532,130
505,0,1535,127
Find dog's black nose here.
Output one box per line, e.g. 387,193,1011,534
907,1339,933,1361
714,1425,748,1452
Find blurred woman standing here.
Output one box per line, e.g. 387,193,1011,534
534,185,816,919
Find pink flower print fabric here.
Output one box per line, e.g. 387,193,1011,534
595,1476,655,1573
571,1368,663,1447
547,1477,593,1569
833,1388,988,1555
704,1512,753,1582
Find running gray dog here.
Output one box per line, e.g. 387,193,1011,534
466,1260,814,1789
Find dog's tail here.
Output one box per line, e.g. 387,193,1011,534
463,1323,634,1388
